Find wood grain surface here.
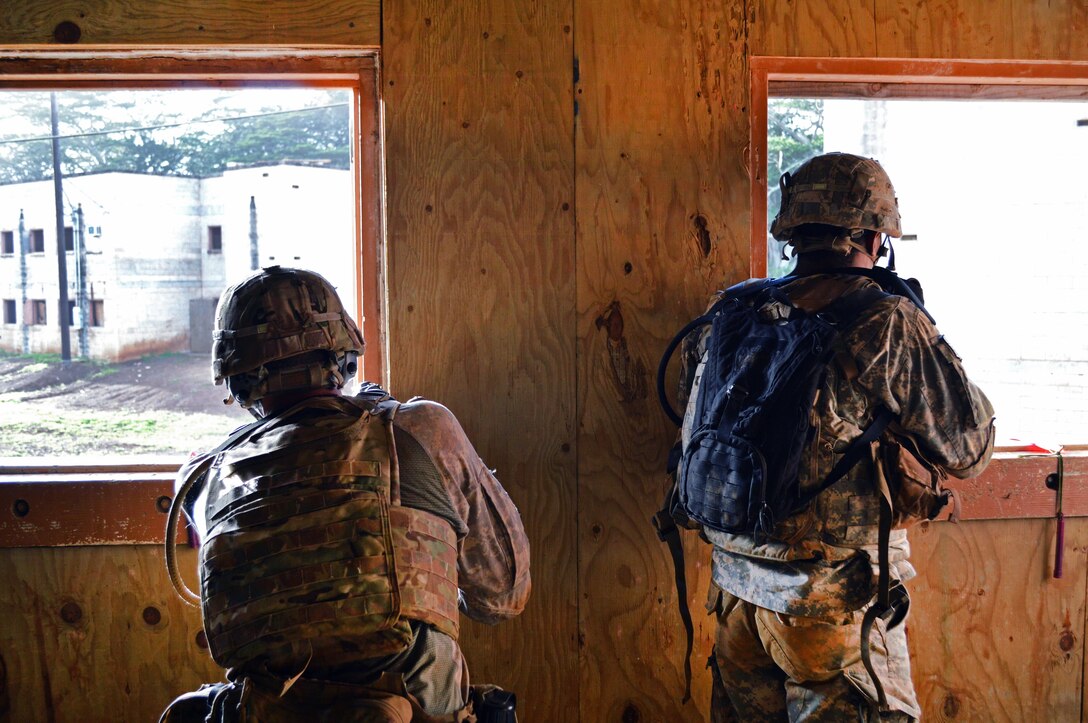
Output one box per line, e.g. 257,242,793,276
0,545,218,722
574,1,749,719
908,518,1087,720
0,0,380,46
1,1,1087,721
381,2,577,718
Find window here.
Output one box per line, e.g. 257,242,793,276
64,225,74,252
29,228,44,253
207,225,222,253
1,230,12,254
67,299,104,327
28,299,46,325
2,299,14,323
0,50,383,465
752,58,1088,448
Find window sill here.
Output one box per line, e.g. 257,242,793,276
0,457,183,547
0,451,1083,547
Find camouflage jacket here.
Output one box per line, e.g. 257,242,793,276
682,273,995,617
387,393,532,625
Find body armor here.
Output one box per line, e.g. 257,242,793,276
199,394,459,674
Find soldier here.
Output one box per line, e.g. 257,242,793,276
685,153,995,721
162,266,529,722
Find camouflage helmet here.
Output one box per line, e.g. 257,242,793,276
212,266,363,404
770,152,902,248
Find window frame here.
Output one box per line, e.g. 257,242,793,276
28,298,46,325
28,228,44,253
89,298,104,327
746,56,1088,505
206,224,223,254
0,47,387,383
0,49,388,547
748,57,1088,278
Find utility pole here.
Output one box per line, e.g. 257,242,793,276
73,204,89,357
18,209,29,354
249,195,259,270
50,92,72,363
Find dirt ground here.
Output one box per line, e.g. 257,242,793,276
0,352,251,457
0,352,237,415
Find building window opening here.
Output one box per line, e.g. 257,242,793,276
0,82,368,459
1,230,13,255
28,299,46,325
207,225,223,253
766,94,1088,447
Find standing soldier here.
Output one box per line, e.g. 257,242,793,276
162,266,529,722
678,153,994,721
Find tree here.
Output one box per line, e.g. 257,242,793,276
0,89,350,185
766,99,824,276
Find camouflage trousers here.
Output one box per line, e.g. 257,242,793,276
708,586,920,722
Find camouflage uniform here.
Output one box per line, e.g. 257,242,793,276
178,386,531,720
683,273,995,722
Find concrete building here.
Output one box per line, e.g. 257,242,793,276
0,164,353,361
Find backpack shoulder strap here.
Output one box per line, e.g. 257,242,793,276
656,277,792,426
650,469,694,704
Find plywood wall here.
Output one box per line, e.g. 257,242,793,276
381,1,578,715
1,0,1086,721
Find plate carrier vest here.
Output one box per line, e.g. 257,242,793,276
183,394,459,675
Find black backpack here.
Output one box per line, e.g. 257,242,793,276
652,267,932,703
663,275,892,535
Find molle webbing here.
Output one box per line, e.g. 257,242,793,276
201,486,412,671
389,506,460,641
198,395,461,674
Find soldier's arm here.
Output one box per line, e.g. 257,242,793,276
849,297,996,479
396,400,531,624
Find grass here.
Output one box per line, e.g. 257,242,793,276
0,401,237,457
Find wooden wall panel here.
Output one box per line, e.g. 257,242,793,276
0,545,217,722
381,2,577,719
574,1,749,720
876,0,1088,61
0,0,380,46
752,0,878,58
753,0,1087,62
908,519,1088,720
1,2,1087,722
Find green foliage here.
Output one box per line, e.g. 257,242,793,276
0,89,350,185
766,98,824,276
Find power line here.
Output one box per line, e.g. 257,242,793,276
0,102,348,146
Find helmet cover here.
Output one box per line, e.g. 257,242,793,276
212,266,364,390
770,152,902,247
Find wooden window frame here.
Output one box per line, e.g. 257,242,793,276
0,48,388,547
749,56,1088,278
747,56,1088,519
0,47,387,383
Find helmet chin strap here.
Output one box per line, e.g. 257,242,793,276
877,234,896,271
